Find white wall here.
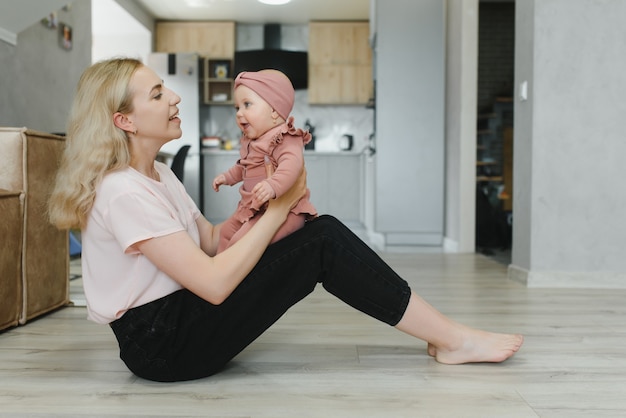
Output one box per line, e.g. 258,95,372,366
444,0,478,253
511,0,626,288
92,0,151,63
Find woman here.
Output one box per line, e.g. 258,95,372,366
49,58,522,382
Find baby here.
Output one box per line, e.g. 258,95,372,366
212,69,317,253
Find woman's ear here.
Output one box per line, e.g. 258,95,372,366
113,112,133,133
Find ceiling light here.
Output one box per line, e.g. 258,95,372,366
258,0,291,5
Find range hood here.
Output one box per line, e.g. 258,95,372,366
234,24,308,90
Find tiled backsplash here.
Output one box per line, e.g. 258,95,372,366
200,89,374,153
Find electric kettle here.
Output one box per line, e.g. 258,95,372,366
338,134,354,151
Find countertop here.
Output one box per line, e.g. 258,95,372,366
201,148,364,157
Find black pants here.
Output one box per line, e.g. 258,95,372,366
110,215,411,382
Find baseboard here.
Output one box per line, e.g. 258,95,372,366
508,264,626,289
443,237,459,253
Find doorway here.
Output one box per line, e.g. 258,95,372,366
475,0,515,263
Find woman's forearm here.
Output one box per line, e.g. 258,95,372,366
207,203,289,301
142,204,289,305
143,170,306,305
207,174,304,300
196,216,222,257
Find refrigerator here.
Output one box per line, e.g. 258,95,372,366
148,52,201,208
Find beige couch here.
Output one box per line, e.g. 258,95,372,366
0,127,69,331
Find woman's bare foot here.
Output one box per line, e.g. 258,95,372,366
432,328,523,364
427,343,436,357
395,292,523,364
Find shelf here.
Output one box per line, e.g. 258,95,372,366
200,57,234,105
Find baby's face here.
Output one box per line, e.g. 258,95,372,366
233,86,278,140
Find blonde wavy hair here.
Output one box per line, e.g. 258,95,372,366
49,58,143,230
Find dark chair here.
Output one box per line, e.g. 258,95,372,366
170,145,191,182
69,231,82,258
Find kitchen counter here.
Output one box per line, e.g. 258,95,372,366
202,150,365,228
201,148,363,156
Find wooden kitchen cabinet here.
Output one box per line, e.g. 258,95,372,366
155,21,235,58
155,21,236,105
200,58,234,105
308,21,373,105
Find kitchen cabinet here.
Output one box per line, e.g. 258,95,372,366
155,21,236,105
308,21,373,105
155,21,235,58
304,152,364,226
200,58,234,105
203,150,365,228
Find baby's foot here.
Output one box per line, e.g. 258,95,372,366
433,329,523,364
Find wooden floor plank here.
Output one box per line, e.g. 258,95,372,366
1,253,625,417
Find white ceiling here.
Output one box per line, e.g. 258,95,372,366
134,0,370,24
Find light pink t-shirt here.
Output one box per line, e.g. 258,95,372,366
81,161,201,324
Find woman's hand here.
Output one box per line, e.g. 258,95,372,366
138,162,307,306
267,168,307,213
251,180,276,205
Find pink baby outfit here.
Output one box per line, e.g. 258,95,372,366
217,117,317,253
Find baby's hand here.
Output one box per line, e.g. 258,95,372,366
212,174,226,192
252,180,276,205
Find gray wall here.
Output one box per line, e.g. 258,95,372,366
511,0,626,288
0,1,92,134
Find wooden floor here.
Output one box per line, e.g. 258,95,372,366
1,253,625,417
